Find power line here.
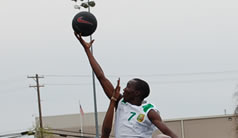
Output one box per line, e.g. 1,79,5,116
44,70,238,78
149,77,238,84
0,75,27,84
0,87,29,95
43,83,111,85
43,78,238,86
149,70,238,77
45,74,92,77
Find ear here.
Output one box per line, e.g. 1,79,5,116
134,90,142,98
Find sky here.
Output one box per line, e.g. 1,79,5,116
0,0,238,135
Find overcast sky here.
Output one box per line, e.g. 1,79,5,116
1,0,238,135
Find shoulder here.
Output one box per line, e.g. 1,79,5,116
147,108,162,123
142,101,159,114
143,102,161,122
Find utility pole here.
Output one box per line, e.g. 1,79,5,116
28,74,44,138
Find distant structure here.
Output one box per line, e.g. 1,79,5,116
35,113,237,138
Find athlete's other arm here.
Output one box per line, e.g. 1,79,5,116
148,110,178,138
101,79,120,138
74,32,122,101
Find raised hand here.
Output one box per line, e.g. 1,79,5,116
111,78,121,101
74,32,94,49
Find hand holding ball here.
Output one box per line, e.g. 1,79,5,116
72,12,97,36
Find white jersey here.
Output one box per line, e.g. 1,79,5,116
114,98,158,138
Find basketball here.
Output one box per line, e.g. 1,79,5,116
72,11,97,36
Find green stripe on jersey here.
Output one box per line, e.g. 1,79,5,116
122,99,126,104
142,104,154,113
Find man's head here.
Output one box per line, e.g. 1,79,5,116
123,78,150,102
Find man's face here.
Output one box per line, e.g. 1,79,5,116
123,80,138,102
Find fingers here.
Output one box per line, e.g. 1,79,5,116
78,33,83,43
74,32,83,45
74,32,95,48
111,78,121,101
116,78,120,87
115,78,121,93
74,32,79,39
90,39,95,45
74,32,83,41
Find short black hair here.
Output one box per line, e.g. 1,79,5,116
133,78,150,100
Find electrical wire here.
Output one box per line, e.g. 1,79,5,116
44,83,91,86
43,77,238,87
0,87,29,95
149,77,238,84
45,74,91,78
44,70,238,78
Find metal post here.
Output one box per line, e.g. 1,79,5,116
87,2,99,137
181,120,185,138
90,37,99,138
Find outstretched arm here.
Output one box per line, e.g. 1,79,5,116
74,32,122,101
148,110,178,138
101,79,121,138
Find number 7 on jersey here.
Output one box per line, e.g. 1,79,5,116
128,112,136,121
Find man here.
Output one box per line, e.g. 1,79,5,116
74,32,178,138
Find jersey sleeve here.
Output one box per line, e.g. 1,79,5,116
142,103,159,114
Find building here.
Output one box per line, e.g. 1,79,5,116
36,113,238,138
